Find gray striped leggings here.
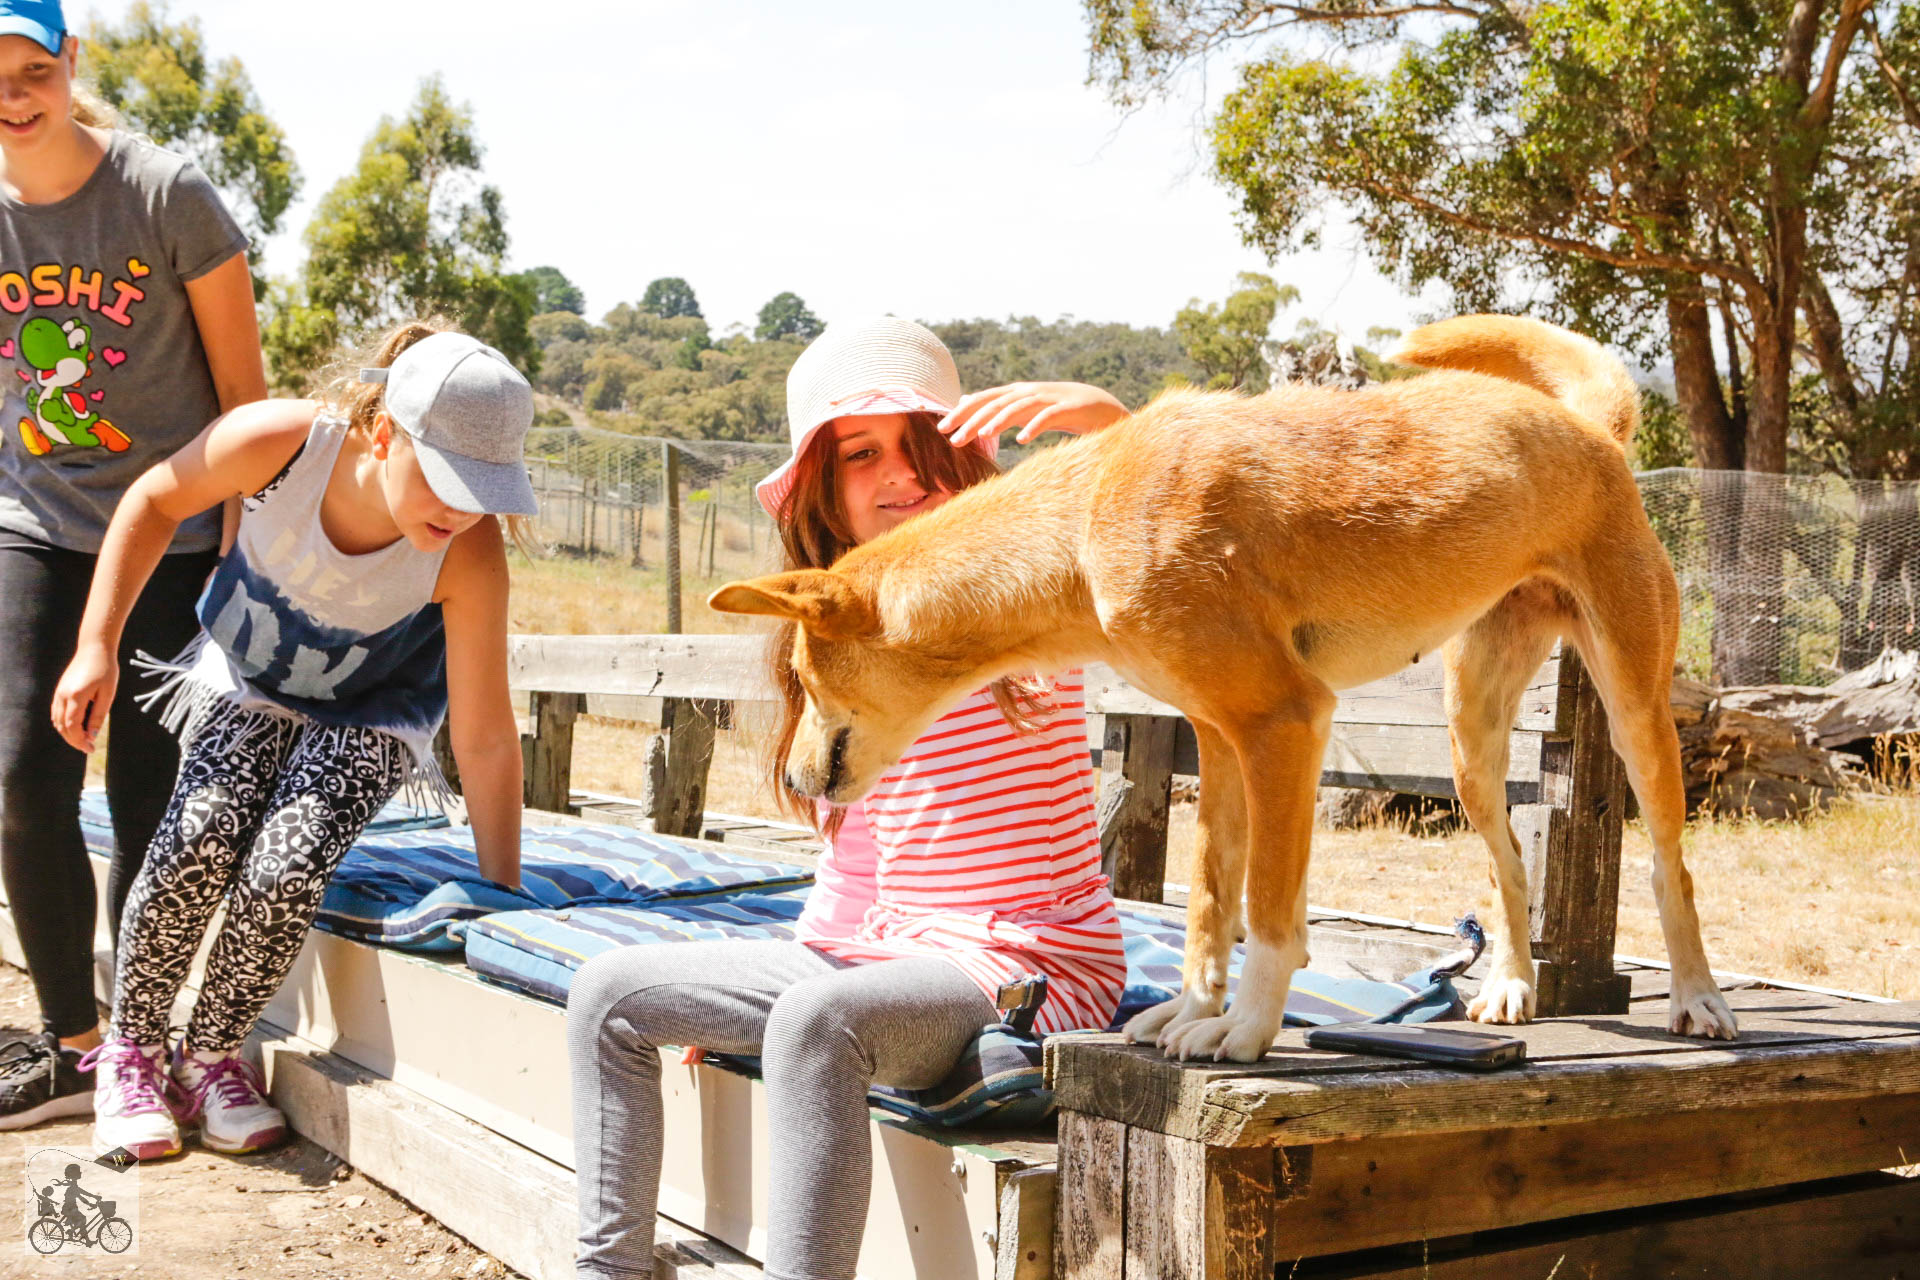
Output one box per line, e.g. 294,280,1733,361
565,939,995,1280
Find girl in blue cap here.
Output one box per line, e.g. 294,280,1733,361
51,318,536,1160
0,0,267,1135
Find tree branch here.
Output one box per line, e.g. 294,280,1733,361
1799,271,1863,420
1354,178,1761,288
1801,0,1874,132
1865,14,1920,130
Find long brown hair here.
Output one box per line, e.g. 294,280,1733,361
767,413,1050,834
313,316,545,559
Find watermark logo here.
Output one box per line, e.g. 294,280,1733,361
21,1144,140,1259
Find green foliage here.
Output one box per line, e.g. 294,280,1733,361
931,316,1203,410
524,265,585,315
529,299,788,440
1632,388,1697,471
531,309,1207,441
81,1,299,292
1173,272,1295,391
755,292,824,343
256,277,336,393
265,77,537,389
1086,0,1917,477
641,277,702,319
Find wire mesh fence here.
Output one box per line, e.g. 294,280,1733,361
1639,469,1920,687
523,427,1919,688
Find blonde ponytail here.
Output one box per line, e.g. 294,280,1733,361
69,83,119,130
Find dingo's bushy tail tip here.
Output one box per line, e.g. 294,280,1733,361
1391,315,1638,449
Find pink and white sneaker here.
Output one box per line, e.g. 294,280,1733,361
77,1037,183,1161
170,1046,286,1155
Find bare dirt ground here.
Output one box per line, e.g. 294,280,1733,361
0,963,523,1280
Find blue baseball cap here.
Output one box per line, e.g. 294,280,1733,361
0,0,64,55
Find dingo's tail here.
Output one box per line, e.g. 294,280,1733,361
1391,315,1638,449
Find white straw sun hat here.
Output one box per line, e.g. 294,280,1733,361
756,315,998,519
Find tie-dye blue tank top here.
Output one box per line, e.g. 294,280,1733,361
139,410,451,785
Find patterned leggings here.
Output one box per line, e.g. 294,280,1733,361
110,709,410,1052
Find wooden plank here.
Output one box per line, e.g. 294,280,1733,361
1266,1090,1920,1261
507,634,1546,797
1318,1172,1920,1279
1055,1111,1126,1280
1137,718,1543,799
1099,714,1176,903
508,633,771,702
1082,653,1566,732
522,690,585,813
1046,994,1920,1140
261,1025,588,1280
995,1167,1055,1280
1198,1032,1920,1147
1320,723,1543,801
1122,1128,1284,1280
510,639,1564,736
1523,648,1631,1016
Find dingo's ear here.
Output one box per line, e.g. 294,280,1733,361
708,572,877,640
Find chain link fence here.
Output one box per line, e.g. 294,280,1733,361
524,427,1918,688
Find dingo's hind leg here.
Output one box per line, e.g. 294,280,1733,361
1443,589,1563,1026
1565,530,1736,1040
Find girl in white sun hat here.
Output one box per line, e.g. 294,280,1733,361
567,314,1133,1280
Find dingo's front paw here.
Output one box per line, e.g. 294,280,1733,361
1124,995,1184,1045
1467,975,1536,1025
1124,989,1221,1046
1670,987,1738,1040
1160,1013,1276,1063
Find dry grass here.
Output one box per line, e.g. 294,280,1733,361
506,547,772,637
527,550,1920,1002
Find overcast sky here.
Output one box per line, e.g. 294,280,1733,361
79,0,1437,341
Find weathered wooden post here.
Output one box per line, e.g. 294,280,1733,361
1098,713,1177,902
521,691,585,813
643,698,719,839
1512,648,1632,1015
663,441,682,635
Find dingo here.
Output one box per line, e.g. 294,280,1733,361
712,314,1736,1062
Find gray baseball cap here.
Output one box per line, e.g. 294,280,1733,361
359,332,539,516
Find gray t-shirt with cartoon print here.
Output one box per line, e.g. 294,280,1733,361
0,130,249,553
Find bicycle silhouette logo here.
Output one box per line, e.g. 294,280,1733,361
21,1146,139,1258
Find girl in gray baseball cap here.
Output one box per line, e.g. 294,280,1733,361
49,317,537,1163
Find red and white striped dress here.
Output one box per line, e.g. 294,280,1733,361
794,671,1127,1035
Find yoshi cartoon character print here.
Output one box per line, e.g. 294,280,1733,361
0,130,249,554
16,316,131,455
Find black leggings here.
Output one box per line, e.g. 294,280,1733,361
112,710,409,1051
0,539,217,1038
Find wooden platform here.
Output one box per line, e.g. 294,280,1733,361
1047,989,1920,1278
0,817,1054,1280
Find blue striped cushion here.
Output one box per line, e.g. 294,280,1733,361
458,891,812,999
316,826,813,952
77,785,448,862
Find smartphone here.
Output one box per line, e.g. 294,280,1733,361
1304,1022,1527,1070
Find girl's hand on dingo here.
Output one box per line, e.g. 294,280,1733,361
52,643,118,754
940,381,1128,447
